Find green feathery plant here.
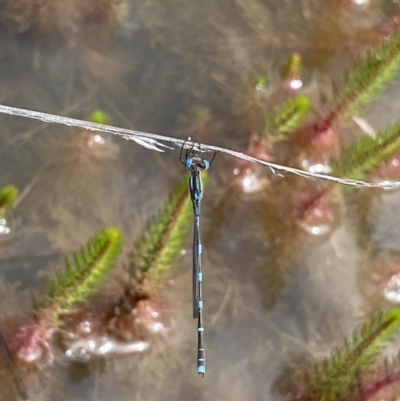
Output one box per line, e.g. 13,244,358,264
304,309,400,401
192,106,211,121
333,122,400,181
90,109,110,125
0,185,18,221
283,53,302,81
331,31,400,121
129,173,201,286
265,95,311,141
253,75,269,92
38,227,122,323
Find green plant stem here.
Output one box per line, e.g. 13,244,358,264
0,185,18,220
266,95,311,140
130,173,203,286
305,309,400,401
333,122,400,180
39,227,123,324
330,32,400,122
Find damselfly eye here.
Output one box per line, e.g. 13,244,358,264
202,160,210,170
185,158,193,169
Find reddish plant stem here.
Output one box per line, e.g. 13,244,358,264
356,370,400,401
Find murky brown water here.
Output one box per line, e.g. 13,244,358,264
0,0,400,400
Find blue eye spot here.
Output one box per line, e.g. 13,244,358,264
203,160,210,170
185,158,193,169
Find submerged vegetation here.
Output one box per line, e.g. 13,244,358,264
0,185,18,221
3,1,400,401
128,172,197,286
2,172,195,398
38,227,122,323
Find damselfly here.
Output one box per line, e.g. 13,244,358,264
180,141,216,377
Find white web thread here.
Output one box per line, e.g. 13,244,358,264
0,104,399,189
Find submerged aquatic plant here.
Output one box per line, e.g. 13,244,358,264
283,53,303,91
228,18,400,195
38,227,122,322
14,227,122,365
6,173,197,366
248,22,400,314
328,31,400,123
129,172,197,290
266,95,311,141
0,185,18,237
291,26,400,225
299,309,400,401
0,185,18,221
90,109,110,126
254,75,269,93
60,173,196,360
333,122,400,181
3,6,400,396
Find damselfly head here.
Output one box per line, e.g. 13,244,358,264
192,157,210,171
185,155,210,171
200,160,210,170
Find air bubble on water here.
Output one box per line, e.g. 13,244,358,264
98,340,114,354
0,218,12,236
384,274,400,303
18,346,43,363
65,336,150,361
242,173,263,193
289,78,303,90
297,220,334,237
236,169,268,193
78,320,92,334
301,159,332,174
91,134,106,146
149,322,166,334
86,133,109,148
